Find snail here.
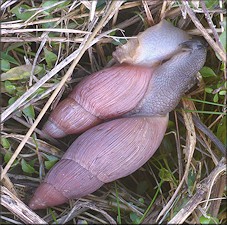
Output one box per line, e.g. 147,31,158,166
29,38,207,210
42,20,190,138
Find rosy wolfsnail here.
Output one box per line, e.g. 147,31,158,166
29,38,207,210
42,20,190,138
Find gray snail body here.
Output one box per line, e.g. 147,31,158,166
29,36,207,210
112,19,190,66
127,39,207,117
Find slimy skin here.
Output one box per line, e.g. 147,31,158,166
113,20,190,66
126,39,207,117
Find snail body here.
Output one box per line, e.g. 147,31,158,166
29,39,207,210
42,19,190,138
126,39,207,117
113,19,190,66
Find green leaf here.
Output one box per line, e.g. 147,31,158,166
200,66,216,78
213,93,219,102
130,212,141,224
199,215,219,224
219,31,226,51
0,59,10,72
4,81,16,94
41,15,55,28
44,154,59,170
187,168,196,187
187,168,196,194
21,158,36,174
8,96,18,106
1,137,10,149
138,197,144,204
41,0,58,13
35,88,46,96
3,151,19,167
219,90,226,96
1,52,20,65
205,87,213,94
7,99,22,122
6,43,25,53
4,151,12,163
159,168,173,182
43,154,58,161
22,105,35,119
16,86,26,97
29,158,37,167
1,65,42,81
112,39,127,46
217,116,226,146
205,0,219,9
41,0,70,14
11,4,35,21
96,0,106,9
44,48,57,69
44,159,58,170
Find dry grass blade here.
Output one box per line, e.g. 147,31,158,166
1,166,18,197
157,99,197,222
168,158,226,224
200,0,224,50
182,0,226,62
207,175,226,218
1,186,47,224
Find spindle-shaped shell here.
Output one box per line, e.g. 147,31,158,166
42,64,153,138
29,115,168,210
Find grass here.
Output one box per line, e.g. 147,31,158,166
1,0,226,224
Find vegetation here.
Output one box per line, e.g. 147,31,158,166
1,0,226,224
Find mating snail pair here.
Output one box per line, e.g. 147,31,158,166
29,20,207,210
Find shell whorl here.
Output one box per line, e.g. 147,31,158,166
42,98,102,138
30,115,168,209
42,64,153,138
